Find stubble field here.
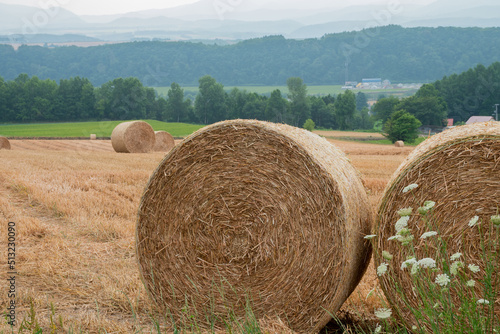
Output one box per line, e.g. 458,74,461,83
0,139,413,333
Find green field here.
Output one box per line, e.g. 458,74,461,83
0,120,204,138
154,85,416,99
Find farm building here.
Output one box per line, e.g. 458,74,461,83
466,116,495,125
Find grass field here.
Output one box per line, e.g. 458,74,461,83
154,85,417,98
0,138,414,333
0,120,204,138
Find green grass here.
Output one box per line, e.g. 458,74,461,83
154,85,416,98
0,120,204,138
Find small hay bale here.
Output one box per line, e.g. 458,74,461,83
136,120,373,333
153,130,175,152
111,121,155,153
394,140,404,147
90,134,97,140
0,136,11,150
375,121,500,330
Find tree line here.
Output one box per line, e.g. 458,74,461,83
0,73,374,130
1,26,500,86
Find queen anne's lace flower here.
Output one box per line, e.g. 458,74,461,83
466,279,475,287
450,252,462,261
420,231,438,239
418,257,436,268
402,184,418,193
401,257,417,270
374,308,392,319
450,261,464,275
377,263,388,276
468,264,480,273
477,299,490,305
382,250,393,260
395,216,410,232
491,215,500,225
364,234,376,239
397,207,413,216
435,273,450,286
468,216,479,227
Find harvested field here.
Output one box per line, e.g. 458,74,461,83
0,139,412,333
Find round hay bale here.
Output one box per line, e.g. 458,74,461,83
90,134,97,140
153,130,175,152
0,136,11,150
394,140,404,147
375,121,500,330
136,119,373,333
111,121,155,153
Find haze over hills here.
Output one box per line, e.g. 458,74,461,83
0,0,498,42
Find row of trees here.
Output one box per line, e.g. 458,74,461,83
0,73,374,131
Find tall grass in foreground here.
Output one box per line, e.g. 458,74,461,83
362,184,500,333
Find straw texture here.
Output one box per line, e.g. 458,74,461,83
375,122,500,329
394,140,404,147
111,121,155,153
136,120,373,333
0,136,11,150
153,131,175,152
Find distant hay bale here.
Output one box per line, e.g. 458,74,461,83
136,119,373,333
0,136,11,150
153,131,175,152
111,121,155,153
375,121,500,330
394,140,404,147
90,134,97,140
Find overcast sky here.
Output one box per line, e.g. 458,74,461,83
0,0,438,15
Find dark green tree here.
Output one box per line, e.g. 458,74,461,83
166,82,190,122
356,91,368,111
265,89,288,123
195,75,227,124
286,77,310,127
372,96,400,124
397,84,447,126
334,90,356,130
383,109,422,143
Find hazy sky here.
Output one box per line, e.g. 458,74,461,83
0,0,437,15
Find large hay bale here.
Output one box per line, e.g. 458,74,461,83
153,130,175,152
90,134,97,140
136,120,373,333
394,140,404,147
111,121,155,153
0,136,11,150
375,121,500,329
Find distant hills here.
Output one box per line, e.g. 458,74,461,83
1,26,499,87
0,0,499,41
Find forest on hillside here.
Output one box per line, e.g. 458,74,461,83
0,26,499,86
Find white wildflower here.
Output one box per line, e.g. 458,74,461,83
401,257,417,270
468,216,479,227
491,215,500,226
412,326,418,330
418,257,436,269
411,262,420,275
402,183,418,193
374,308,392,319
377,263,388,276
420,231,438,239
388,235,399,241
364,234,376,239
466,279,475,287
395,216,410,232
435,273,450,287
424,200,436,209
450,261,464,275
382,250,393,261
468,264,480,273
450,252,462,261
374,325,382,334
477,299,490,305
397,207,413,217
